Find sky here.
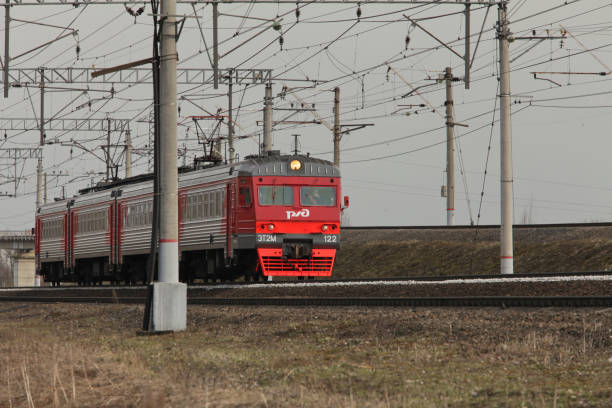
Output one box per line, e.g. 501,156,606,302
1,0,612,228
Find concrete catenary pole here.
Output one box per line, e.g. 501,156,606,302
106,118,111,181
153,0,186,331
212,1,219,90
464,1,470,89
36,70,44,211
498,2,514,275
263,84,273,153
227,73,234,163
333,87,340,167
444,67,455,226
4,0,9,98
35,69,44,287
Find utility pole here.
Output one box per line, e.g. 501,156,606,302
152,0,186,331
444,67,455,226
333,87,340,167
498,1,514,274
464,1,471,89
106,118,111,181
3,0,9,98
125,129,132,178
263,84,273,153
212,1,219,89
227,71,234,163
36,69,44,211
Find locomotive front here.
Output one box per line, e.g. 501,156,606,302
235,154,343,277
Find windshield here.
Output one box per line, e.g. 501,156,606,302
258,186,294,206
300,186,336,206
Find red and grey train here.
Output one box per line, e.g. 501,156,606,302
35,153,345,284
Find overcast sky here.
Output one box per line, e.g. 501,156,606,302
1,0,611,228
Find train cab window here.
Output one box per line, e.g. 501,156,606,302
239,187,251,207
300,186,336,206
258,186,294,206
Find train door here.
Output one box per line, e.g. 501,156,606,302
34,216,41,274
115,200,123,271
226,182,236,258
66,204,74,275
110,197,117,276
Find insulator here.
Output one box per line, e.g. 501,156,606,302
295,7,300,21
279,35,284,50
76,44,81,59
273,21,281,31
405,35,410,50
356,5,361,19
178,105,181,116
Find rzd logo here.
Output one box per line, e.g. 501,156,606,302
286,208,310,220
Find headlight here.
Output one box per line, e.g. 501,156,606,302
268,224,275,231
290,160,302,171
322,225,329,231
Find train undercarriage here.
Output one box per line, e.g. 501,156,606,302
41,248,266,286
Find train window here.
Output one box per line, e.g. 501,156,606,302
42,218,64,239
300,186,336,207
186,196,192,220
197,194,203,219
239,187,251,207
222,190,226,216
146,201,152,225
204,193,210,218
210,193,217,218
258,186,294,206
76,210,108,234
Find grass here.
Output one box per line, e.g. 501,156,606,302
0,303,610,407
334,238,612,277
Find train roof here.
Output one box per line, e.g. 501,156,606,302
37,153,339,213
236,154,339,178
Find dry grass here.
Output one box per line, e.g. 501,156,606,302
335,229,612,277
0,303,610,407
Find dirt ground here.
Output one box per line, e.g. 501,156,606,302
0,302,610,407
335,227,612,277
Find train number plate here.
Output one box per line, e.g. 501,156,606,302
257,234,277,243
323,235,338,243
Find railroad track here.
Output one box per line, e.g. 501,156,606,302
7,270,612,289
0,294,609,307
297,270,612,284
1,273,610,307
343,222,612,230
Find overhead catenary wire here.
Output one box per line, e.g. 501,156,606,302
3,0,612,228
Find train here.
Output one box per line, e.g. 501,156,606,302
35,152,346,285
